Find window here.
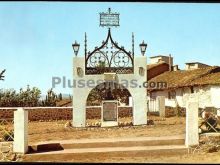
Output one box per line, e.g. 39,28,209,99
150,92,156,99
139,67,144,76
168,90,176,99
190,86,194,93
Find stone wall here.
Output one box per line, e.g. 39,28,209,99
148,106,186,117
0,109,72,121
28,108,72,121
86,107,132,119
165,106,186,117
0,109,15,120
0,107,132,121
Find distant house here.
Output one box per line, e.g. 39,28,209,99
148,66,220,109
185,62,210,70
149,55,173,67
147,55,175,80
147,61,170,80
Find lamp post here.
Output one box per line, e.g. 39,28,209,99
139,40,147,56
72,41,80,56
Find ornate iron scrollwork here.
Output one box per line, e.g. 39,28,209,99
85,29,134,75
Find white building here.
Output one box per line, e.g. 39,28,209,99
148,66,220,110
185,62,210,70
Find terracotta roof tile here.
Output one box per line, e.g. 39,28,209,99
148,66,220,91
189,71,220,86
147,62,167,70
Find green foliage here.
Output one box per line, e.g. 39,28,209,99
97,61,106,68
58,93,63,101
0,86,60,107
0,85,41,107
87,88,102,105
42,88,57,106
87,83,131,106
96,61,106,73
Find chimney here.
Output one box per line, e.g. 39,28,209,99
169,54,172,71
173,65,179,71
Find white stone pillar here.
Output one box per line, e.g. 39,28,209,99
132,94,147,125
158,96,165,117
129,97,133,107
185,100,199,147
131,56,147,125
72,57,87,127
13,108,28,154
72,94,86,127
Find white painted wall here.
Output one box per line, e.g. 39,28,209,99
73,56,148,127
150,85,220,109
175,88,184,107
182,87,191,108
150,57,162,64
185,63,198,70
195,86,212,108
155,90,176,107
150,56,173,66
181,86,212,108
211,85,220,108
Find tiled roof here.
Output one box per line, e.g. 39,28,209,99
149,55,171,58
189,71,220,86
147,62,168,70
148,66,220,91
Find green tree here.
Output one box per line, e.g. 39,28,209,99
87,83,131,106
0,85,41,107
44,88,57,106
58,93,63,101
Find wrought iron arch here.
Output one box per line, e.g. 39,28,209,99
85,29,134,75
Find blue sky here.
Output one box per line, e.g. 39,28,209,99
0,2,220,95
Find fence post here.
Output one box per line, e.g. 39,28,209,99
158,96,165,117
13,108,28,154
185,99,199,147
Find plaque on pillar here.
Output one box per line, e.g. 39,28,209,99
101,100,118,127
104,73,117,81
